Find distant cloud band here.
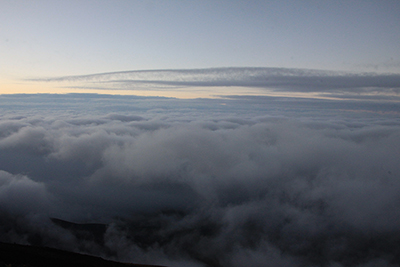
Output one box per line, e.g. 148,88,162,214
30,67,400,100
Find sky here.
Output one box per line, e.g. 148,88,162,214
1,0,400,96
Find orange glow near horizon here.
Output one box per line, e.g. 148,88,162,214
1,78,334,100
3,78,396,102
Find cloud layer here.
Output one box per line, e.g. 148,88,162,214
0,94,400,266
34,67,400,100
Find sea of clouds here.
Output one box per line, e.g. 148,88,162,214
0,93,399,267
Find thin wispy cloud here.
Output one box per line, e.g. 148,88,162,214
32,67,400,101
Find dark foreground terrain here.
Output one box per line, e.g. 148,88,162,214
0,242,164,267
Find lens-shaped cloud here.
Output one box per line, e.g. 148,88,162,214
32,67,400,101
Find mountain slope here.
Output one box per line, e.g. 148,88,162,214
0,242,165,267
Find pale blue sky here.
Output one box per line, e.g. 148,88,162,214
1,0,400,95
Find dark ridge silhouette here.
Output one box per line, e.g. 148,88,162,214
0,242,166,267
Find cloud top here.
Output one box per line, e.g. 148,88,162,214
0,94,400,266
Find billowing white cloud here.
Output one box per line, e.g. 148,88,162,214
0,171,51,215
0,94,399,266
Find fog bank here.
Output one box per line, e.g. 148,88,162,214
0,94,399,267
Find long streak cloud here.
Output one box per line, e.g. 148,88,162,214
32,68,400,100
